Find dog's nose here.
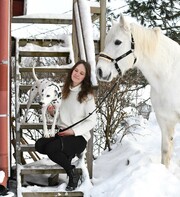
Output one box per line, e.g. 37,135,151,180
39,102,44,106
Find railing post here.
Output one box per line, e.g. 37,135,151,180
72,0,98,177
100,0,106,51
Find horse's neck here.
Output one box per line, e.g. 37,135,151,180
133,27,180,92
137,62,161,91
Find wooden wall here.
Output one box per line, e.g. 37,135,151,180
12,0,24,16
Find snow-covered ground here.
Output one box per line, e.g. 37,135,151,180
2,112,180,196
91,113,180,197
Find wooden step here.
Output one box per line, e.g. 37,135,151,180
18,38,67,48
22,191,84,197
19,84,98,92
20,103,40,109
20,144,35,152
12,16,73,25
20,123,59,130
19,50,70,58
19,67,71,73
21,165,82,175
19,85,31,91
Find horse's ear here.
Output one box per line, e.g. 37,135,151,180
119,14,130,31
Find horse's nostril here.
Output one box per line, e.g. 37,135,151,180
98,68,102,78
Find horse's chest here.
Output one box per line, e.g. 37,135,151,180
151,88,180,114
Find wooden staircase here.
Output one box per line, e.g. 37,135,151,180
11,0,103,196
14,36,82,196
16,158,84,197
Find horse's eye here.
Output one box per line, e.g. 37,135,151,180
114,40,122,45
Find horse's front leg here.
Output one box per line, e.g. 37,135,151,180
157,116,175,168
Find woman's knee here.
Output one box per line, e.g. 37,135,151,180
35,138,48,154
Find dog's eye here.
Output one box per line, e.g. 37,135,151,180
46,95,50,97
114,40,122,45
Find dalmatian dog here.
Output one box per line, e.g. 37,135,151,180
22,64,62,138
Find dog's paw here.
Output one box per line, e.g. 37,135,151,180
49,132,55,137
44,133,50,138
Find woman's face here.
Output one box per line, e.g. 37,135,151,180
71,63,86,87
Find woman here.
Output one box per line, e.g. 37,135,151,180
35,60,96,191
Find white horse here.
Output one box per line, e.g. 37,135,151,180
96,14,180,168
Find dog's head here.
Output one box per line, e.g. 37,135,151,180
39,84,62,107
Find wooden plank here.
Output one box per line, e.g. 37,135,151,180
48,173,59,186
19,85,31,90
19,38,66,47
20,144,35,152
12,17,72,24
86,130,93,178
19,67,71,73
90,6,100,14
22,191,84,197
21,166,82,175
20,103,40,109
11,37,100,57
19,51,70,57
21,168,66,175
100,0,106,51
20,123,58,130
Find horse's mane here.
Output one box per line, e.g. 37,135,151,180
131,23,161,56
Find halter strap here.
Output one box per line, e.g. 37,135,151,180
99,34,137,76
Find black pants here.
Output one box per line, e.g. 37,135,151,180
35,136,87,173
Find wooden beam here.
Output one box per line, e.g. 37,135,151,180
100,0,106,51
20,123,58,130
19,67,70,73
21,166,82,175
22,191,84,197
19,51,70,58
18,38,65,47
90,6,100,14
12,17,72,24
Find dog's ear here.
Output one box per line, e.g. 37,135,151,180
55,90,61,98
58,92,61,98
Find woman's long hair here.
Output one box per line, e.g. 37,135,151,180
62,60,94,103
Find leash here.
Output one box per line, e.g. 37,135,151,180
59,81,119,132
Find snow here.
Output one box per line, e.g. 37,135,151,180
77,0,98,85
3,112,180,196
91,113,180,197
0,171,5,184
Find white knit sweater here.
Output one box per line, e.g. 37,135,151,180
57,84,97,141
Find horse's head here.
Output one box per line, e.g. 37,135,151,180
96,14,136,82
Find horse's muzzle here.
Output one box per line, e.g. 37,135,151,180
97,68,111,81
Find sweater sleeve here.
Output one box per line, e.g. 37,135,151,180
73,95,97,137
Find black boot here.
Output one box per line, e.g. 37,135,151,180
66,167,80,191
0,184,8,196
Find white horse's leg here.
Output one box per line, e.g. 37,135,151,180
156,115,175,167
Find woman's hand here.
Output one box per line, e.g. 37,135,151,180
56,129,75,136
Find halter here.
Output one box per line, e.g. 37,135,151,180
99,34,137,76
